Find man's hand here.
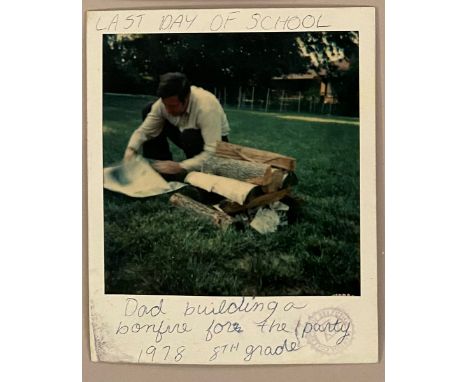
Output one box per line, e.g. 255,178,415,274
152,160,184,174
124,147,137,161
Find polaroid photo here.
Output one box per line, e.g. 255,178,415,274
86,7,378,364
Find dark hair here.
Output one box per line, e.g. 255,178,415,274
157,72,191,102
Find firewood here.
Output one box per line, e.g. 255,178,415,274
216,141,296,171
219,188,291,215
185,172,261,205
169,193,233,229
282,171,299,187
262,169,286,193
202,157,273,186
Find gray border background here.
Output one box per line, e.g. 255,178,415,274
82,1,384,380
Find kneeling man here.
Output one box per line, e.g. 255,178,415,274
124,72,230,175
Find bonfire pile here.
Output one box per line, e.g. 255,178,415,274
169,141,297,231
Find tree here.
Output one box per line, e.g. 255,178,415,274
103,31,359,116
103,33,310,94
299,31,360,116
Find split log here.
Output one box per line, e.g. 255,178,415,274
219,188,291,215
216,141,296,171
202,156,273,186
169,193,233,229
262,169,286,193
261,170,299,193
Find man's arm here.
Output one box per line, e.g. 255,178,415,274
124,146,138,160
124,100,165,160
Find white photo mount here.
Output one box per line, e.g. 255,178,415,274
87,7,378,365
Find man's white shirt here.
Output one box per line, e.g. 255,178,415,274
127,86,230,171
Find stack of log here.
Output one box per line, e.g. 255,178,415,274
169,141,297,229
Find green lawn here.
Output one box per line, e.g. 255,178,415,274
103,93,360,296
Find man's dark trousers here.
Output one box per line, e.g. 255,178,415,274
141,101,228,160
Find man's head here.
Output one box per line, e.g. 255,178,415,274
157,72,191,116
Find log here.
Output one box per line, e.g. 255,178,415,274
202,157,273,186
216,141,296,171
219,188,291,215
262,169,286,193
282,171,299,188
261,170,299,193
169,193,233,229
184,172,261,205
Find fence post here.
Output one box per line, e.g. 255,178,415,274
251,86,255,110
237,86,242,109
298,91,301,113
280,90,285,112
265,88,270,112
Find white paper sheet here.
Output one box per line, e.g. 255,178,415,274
103,157,185,197
250,208,281,234
250,202,289,234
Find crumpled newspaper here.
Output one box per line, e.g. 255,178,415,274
103,156,185,198
250,201,290,234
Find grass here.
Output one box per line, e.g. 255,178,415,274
103,93,360,296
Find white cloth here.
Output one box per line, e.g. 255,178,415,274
127,86,230,171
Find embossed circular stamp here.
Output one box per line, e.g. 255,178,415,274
303,308,353,354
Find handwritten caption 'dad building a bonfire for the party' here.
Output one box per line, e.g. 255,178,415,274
111,297,353,363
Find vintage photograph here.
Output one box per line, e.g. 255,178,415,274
102,31,360,297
